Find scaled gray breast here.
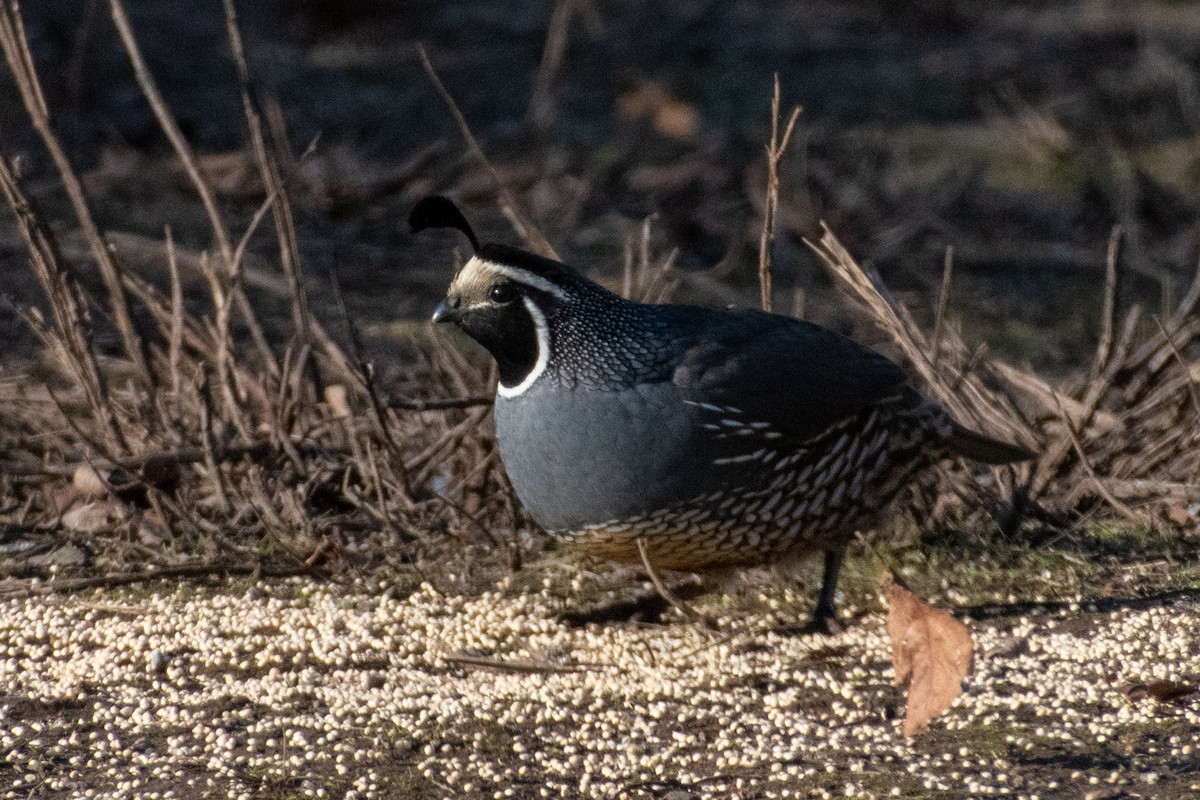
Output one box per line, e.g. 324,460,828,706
494,379,719,531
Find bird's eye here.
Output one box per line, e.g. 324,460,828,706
488,282,518,304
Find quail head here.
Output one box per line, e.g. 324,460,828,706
414,196,1032,631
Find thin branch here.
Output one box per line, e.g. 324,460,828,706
1052,394,1152,527
527,0,584,134
442,653,589,674
418,44,559,259
0,563,314,600
224,0,318,399
1090,225,1122,382
0,157,128,454
330,267,413,499
406,406,492,484
165,226,184,421
109,0,256,437
636,538,713,629
757,73,801,313
931,245,954,369
0,0,150,386
388,394,493,412
1151,315,1200,422
198,370,234,513
106,0,278,378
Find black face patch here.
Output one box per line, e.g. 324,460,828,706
454,300,541,389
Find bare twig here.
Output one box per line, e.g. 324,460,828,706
527,0,585,134
757,74,801,313
329,268,413,499
1052,394,1151,526
0,0,150,386
442,653,589,674
431,490,504,552
807,224,1032,449
1104,479,1200,500
406,406,492,485
0,442,278,479
418,44,559,259
198,371,234,513
1151,315,1200,422
195,250,251,440
106,0,278,379
636,538,713,629
388,395,493,412
931,245,954,368
1089,226,1122,382
0,563,314,600
165,227,184,421
223,0,319,399
0,157,128,454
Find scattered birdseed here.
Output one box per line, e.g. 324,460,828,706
0,580,1196,799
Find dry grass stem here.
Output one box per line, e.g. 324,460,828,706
931,246,954,369
806,220,1200,519
107,0,277,377
0,1,150,386
1051,395,1152,527
165,227,184,421
0,157,128,454
757,74,801,313
1090,225,1122,382
0,0,525,588
418,44,560,259
527,0,598,134
636,537,711,628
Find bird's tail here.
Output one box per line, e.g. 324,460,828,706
945,421,1035,464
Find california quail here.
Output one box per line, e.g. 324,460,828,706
413,196,1032,631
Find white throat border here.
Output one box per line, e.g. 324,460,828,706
497,296,550,398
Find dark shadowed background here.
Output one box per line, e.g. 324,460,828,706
4,0,1200,379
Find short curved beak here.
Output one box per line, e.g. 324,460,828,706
432,297,460,324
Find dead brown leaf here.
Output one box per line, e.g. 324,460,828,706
617,81,697,141
881,570,975,736
61,501,126,534
1165,504,1193,526
324,384,352,419
72,465,109,498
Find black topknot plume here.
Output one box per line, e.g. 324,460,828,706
408,196,479,253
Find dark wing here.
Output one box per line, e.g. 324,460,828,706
669,307,909,441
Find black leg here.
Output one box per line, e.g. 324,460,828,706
773,546,848,636
810,546,846,634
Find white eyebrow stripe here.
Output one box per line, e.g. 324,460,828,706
465,257,570,302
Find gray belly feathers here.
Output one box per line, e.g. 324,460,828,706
495,381,718,531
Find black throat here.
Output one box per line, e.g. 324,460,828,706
456,301,541,390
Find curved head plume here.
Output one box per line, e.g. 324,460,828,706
408,195,480,252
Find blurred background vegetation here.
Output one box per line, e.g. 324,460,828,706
4,0,1199,370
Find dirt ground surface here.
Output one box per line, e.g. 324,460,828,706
4,521,1200,799
1,572,1198,800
